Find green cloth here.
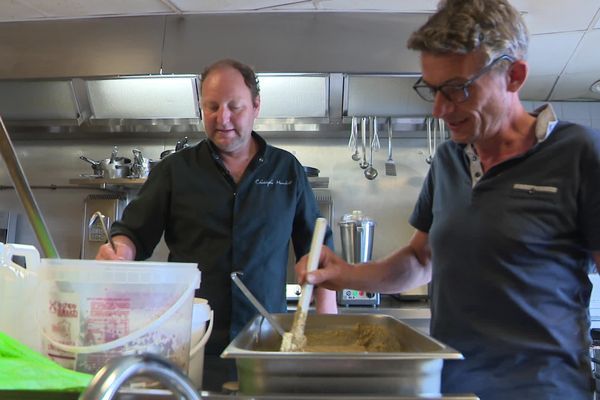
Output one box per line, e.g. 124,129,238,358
0,331,92,391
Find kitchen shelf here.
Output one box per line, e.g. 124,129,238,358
69,177,146,189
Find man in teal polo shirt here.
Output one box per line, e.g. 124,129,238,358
296,1,600,399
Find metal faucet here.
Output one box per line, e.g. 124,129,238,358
79,353,201,400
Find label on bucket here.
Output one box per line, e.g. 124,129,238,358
45,291,80,367
43,284,193,375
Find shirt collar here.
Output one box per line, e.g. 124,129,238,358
205,131,267,163
532,103,559,143
461,103,558,187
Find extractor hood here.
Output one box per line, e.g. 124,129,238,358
0,72,433,139
0,80,84,124
86,76,200,120
0,75,203,137
0,12,439,139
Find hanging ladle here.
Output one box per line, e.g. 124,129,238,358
364,117,379,180
349,116,361,162
359,117,369,169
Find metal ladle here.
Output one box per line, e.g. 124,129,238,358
364,117,378,180
231,271,286,337
359,117,369,169
349,117,361,161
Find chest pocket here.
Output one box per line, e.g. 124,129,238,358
501,182,570,241
507,183,561,210
510,183,558,198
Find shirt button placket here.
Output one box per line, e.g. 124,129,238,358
231,191,238,269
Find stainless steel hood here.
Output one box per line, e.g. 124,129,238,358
0,76,204,139
0,12,434,138
0,73,431,139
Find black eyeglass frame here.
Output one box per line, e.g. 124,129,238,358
412,54,516,103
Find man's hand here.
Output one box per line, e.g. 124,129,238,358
296,230,432,295
295,245,352,291
95,235,136,261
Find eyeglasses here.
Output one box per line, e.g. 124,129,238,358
412,55,516,103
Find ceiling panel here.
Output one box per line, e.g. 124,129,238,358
169,0,307,13
527,32,582,75
0,1,47,21
313,0,438,12
551,72,600,101
513,0,600,34
168,0,440,13
562,29,600,74
268,3,317,11
9,0,171,20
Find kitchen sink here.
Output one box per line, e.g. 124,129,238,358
0,390,479,400
0,388,179,400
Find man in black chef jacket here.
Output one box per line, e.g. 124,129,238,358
296,1,600,399
96,58,337,391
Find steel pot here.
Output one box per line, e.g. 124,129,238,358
80,155,131,179
130,158,160,178
160,137,190,159
131,149,160,178
160,149,175,160
80,155,102,176
303,166,320,177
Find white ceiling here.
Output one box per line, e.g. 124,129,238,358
1,0,600,101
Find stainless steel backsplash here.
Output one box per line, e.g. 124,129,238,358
0,135,429,263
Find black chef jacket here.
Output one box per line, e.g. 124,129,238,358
111,132,334,355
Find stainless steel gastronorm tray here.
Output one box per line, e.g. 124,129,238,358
222,313,463,396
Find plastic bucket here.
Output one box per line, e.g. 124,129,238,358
37,258,200,375
188,298,214,388
0,243,43,353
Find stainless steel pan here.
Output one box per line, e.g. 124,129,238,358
80,155,131,179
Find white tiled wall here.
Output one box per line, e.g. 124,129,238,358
522,100,600,130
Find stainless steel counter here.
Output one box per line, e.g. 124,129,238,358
0,390,479,400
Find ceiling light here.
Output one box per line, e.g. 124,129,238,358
590,80,600,94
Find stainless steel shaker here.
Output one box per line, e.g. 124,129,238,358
339,210,376,263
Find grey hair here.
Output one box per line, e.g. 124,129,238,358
407,0,529,63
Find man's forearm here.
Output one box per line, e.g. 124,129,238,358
315,287,338,314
